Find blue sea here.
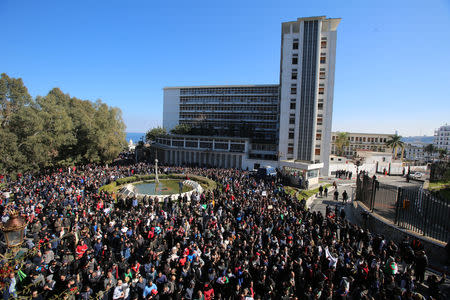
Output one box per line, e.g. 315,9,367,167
126,132,145,143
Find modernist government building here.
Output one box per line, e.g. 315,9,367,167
153,16,341,185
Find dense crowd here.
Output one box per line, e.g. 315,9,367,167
0,163,447,300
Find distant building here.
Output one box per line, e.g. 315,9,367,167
331,132,392,158
403,143,426,162
433,124,450,152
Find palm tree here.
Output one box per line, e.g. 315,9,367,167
424,144,436,159
385,134,404,159
335,132,350,157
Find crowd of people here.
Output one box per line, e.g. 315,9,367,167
335,171,352,180
0,162,447,300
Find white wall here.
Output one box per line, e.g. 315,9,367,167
163,89,180,131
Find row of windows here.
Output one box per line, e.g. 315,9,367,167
180,113,277,121
180,96,278,104
292,69,326,80
331,136,388,143
251,144,277,151
180,87,279,95
180,104,277,112
181,121,277,130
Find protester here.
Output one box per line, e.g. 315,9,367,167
0,161,446,299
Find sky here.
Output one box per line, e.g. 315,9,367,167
1,0,449,136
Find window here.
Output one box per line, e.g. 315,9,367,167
315,149,321,155
318,98,324,103
291,71,298,80
319,88,324,95
289,132,295,139
291,87,297,94
316,134,322,140
288,147,294,154
321,37,327,41
319,72,326,79
293,42,298,50
289,118,295,124
321,41,327,48
292,57,298,64
318,103,323,110
317,118,323,125
320,56,326,64
290,102,296,109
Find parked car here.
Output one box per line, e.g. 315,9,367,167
413,172,424,178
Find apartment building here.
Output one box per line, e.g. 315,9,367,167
434,125,450,152
331,132,392,158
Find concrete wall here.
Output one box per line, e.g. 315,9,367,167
349,201,447,268
163,88,180,131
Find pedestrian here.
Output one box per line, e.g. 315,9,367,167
342,190,348,203
334,190,339,201
324,187,328,197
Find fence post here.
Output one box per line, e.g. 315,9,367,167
394,187,401,225
370,179,376,211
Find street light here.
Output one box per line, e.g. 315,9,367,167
1,210,27,251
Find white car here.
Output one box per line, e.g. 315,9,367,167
413,172,424,179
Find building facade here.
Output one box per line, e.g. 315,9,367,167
403,143,426,162
163,85,279,161
155,16,340,178
330,132,392,158
278,17,340,176
434,125,450,152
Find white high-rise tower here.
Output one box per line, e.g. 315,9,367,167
278,16,341,175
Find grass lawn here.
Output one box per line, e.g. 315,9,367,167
428,180,450,201
285,183,332,201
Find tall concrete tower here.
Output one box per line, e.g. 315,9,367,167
278,16,341,176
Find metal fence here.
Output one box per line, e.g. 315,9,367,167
356,174,450,242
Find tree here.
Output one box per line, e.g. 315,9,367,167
424,144,436,158
335,132,349,156
385,134,404,159
438,148,448,160
171,124,192,135
146,126,167,142
0,73,127,175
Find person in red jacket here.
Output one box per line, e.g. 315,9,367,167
76,240,88,259
204,283,214,300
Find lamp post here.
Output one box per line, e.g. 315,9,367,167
1,210,27,254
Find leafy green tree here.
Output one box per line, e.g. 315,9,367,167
171,124,192,135
335,132,349,156
438,148,448,160
385,134,404,159
0,73,127,175
146,126,167,142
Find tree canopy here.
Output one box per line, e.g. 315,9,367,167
146,126,167,142
0,73,126,176
385,134,404,159
334,132,349,156
170,124,192,135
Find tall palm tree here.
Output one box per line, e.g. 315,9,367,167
424,144,436,159
335,132,350,156
385,134,404,159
